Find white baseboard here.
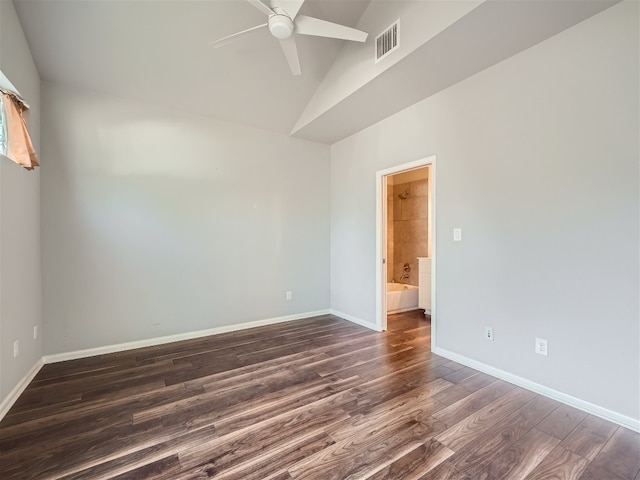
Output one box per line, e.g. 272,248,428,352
0,358,44,422
43,309,330,364
6,318,636,434
330,309,380,331
433,346,640,433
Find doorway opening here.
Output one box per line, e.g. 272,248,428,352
375,156,435,350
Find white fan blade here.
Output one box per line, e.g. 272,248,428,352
295,15,368,42
279,37,301,76
271,0,305,19
246,0,274,17
209,23,268,47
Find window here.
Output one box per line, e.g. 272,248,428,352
0,70,38,170
0,93,7,156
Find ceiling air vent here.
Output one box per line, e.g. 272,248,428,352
375,20,399,63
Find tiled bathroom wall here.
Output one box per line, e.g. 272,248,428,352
392,179,428,285
386,189,395,283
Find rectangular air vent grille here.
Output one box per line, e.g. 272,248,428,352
375,20,399,63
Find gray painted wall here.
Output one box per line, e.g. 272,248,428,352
0,0,42,403
330,2,639,421
41,82,330,355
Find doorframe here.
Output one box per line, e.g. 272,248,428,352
375,156,436,350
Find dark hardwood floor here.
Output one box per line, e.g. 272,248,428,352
1,311,638,479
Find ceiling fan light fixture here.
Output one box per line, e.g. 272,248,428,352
211,0,369,76
269,14,294,39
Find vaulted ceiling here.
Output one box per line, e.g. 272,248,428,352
14,0,619,144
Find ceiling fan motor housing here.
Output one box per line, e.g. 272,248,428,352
269,11,294,39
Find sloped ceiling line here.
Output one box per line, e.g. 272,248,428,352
14,0,619,145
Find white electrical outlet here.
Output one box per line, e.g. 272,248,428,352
286,291,292,301
453,228,462,242
535,337,548,356
34,325,38,340
13,340,19,358
485,326,494,341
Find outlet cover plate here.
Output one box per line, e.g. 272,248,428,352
535,337,548,356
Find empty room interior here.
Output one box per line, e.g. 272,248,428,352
0,0,639,478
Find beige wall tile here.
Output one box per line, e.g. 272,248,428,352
387,239,394,283
396,220,428,245
387,194,395,282
388,179,430,286
393,196,402,218
401,197,428,220
412,178,428,197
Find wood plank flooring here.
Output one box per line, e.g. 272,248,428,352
1,311,638,479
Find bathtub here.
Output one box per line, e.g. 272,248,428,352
386,283,419,314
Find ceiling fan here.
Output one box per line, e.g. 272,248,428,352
210,0,368,76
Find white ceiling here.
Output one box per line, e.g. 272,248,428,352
13,0,370,137
291,0,620,143
14,0,619,144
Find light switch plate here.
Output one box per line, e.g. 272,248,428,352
453,228,462,241
485,326,494,341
